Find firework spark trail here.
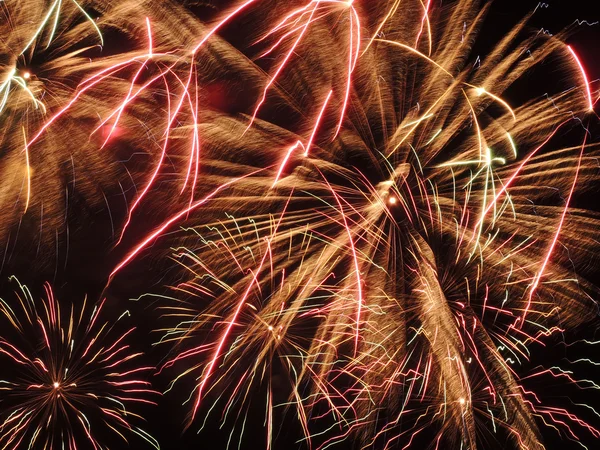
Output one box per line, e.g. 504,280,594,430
93,18,156,149
24,23,173,163
1,0,600,449
20,126,31,213
247,0,360,134
114,1,600,448
520,133,588,328
0,68,46,115
567,45,594,112
11,0,360,244
0,0,199,256
317,169,364,354
17,14,192,245
27,1,262,239
188,192,296,424
273,89,333,185
118,0,263,222
0,277,160,450
472,119,573,234
20,0,104,54
153,0,363,198
109,167,268,281
414,0,432,54
246,0,361,184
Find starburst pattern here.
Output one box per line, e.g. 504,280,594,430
0,276,159,450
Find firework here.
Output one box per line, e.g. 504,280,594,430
0,0,598,449
107,1,600,449
0,0,195,267
0,276,159,449
0,0,387,254
0,1,104,245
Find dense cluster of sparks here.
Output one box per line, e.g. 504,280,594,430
0,277,159,449
1,0,600,449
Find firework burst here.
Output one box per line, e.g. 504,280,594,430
0,0,597,449
106,1,600,449
0,0,197,267
0,276,159,449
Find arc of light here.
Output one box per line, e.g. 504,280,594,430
520,132,587,327
567,45,594,112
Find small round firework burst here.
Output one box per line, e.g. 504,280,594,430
0,276,159,450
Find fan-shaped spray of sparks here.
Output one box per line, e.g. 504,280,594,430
0,276,160,450
0,0,206,265
0,1,125,257
107,1,600,449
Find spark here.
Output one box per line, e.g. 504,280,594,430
520,133,587,327
21,0,104,54
567,45,594,111
0,277,159,449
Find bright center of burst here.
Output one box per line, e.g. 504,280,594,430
53,382,60,389
388,196,397,205
459,398,466,405
23,71,31,80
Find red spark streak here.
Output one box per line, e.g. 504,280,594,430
189,192,295,422
520,133,587,326
109,168,266,281
567,45,594,112
473,119,572,232
318,170,364,353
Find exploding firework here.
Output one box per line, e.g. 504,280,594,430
0,0,200,268
0,1,106,247
0,276,159,449
105,1,600,449
0,0,598,448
